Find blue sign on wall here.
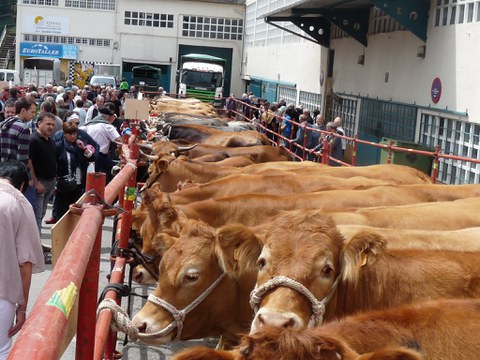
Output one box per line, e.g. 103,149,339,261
20,42,78,59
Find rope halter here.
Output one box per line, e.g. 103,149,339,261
146,272,226,341
249,274,340,327
98,272,226,342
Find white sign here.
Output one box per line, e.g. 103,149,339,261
24,15,70,35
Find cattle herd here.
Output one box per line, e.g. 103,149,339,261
117,98,480,360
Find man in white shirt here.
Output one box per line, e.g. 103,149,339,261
85,95,105,123
0,160,44,359
81,102,121,182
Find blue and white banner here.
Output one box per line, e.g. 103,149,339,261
20,42,78,60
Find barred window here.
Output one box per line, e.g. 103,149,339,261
299,90,322,114
419,112,478,184
65,0,115,10
22,0,59,5
277,85,297,106
434,0,480,27
182,15,243,41
124,11,173,28
23,33,111,48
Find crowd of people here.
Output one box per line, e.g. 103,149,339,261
0,80,135,358
0,82,130,249
226,93,346,165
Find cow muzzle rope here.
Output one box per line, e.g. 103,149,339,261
97,272,226,341
249,275,340,327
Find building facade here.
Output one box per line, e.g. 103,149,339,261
244,0,480,184
15,0,245,96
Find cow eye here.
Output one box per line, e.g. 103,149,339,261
257,257,266,270
184,272,199,282
322,265,334,277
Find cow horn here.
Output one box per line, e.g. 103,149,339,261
144,154,159,161
137,143,153,150
178,144,197,152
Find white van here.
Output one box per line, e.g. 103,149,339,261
0,69,21,89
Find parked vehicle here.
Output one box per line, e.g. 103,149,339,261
0,69,20,88
89,75,117,88
176,53,226,106
22,57,61,87
131,65,162,94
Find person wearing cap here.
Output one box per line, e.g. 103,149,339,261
81,102,121,182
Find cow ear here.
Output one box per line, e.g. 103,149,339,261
356,347,422,360
215,224,263,275
156,158,170,173
151,232,177,256
340,231,387,284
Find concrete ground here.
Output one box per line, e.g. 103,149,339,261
20,203,216,359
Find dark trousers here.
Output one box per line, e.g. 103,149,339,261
56,186,83,220
95,153,115,183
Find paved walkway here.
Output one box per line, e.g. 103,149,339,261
19,204,215,359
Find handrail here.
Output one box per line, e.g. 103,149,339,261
229,98,480,183
0,25,7,49
8,140,139,360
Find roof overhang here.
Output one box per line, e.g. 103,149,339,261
263,0,429,48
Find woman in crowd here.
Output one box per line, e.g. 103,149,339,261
55,122,95,219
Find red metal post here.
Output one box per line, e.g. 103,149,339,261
76,173,106,360
95,143,139,360
351,134,358,166
386,140,394,164
321,139,329,165
431,145,441,183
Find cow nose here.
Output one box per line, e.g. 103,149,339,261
136,321,147,333
254,311,296,329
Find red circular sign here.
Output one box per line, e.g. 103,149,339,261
431,77,442,104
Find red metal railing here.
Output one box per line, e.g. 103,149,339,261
8,139,139,360
228,98,480,183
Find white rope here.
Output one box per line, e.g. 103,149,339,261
97,273,226,341
249,275,340,327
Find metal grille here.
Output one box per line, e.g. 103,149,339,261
24,34,111,47
64,0,115,10
358,98,417,142
277,85,297,105
299,90,322,113
419,112,480,184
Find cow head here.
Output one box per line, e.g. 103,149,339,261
171,329,421,360
235,327,422,360
250,210,344,333
250,211,389,333
132,220,263,345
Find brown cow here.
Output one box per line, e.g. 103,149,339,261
330,196,480,230
168,124,269,147
338,225,480,251
249,209,480,332
143,155,430,193
144,185,480,229
131,211,480,346
131,220,261,346
172,299,480,360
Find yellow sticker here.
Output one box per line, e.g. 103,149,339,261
46,282,78,319
124,187,135,201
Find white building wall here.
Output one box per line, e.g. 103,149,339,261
15,0,245,96
331,7,480,123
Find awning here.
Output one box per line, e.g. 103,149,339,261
262,0,429,48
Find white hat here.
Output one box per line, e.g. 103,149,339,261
66,113,80,123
